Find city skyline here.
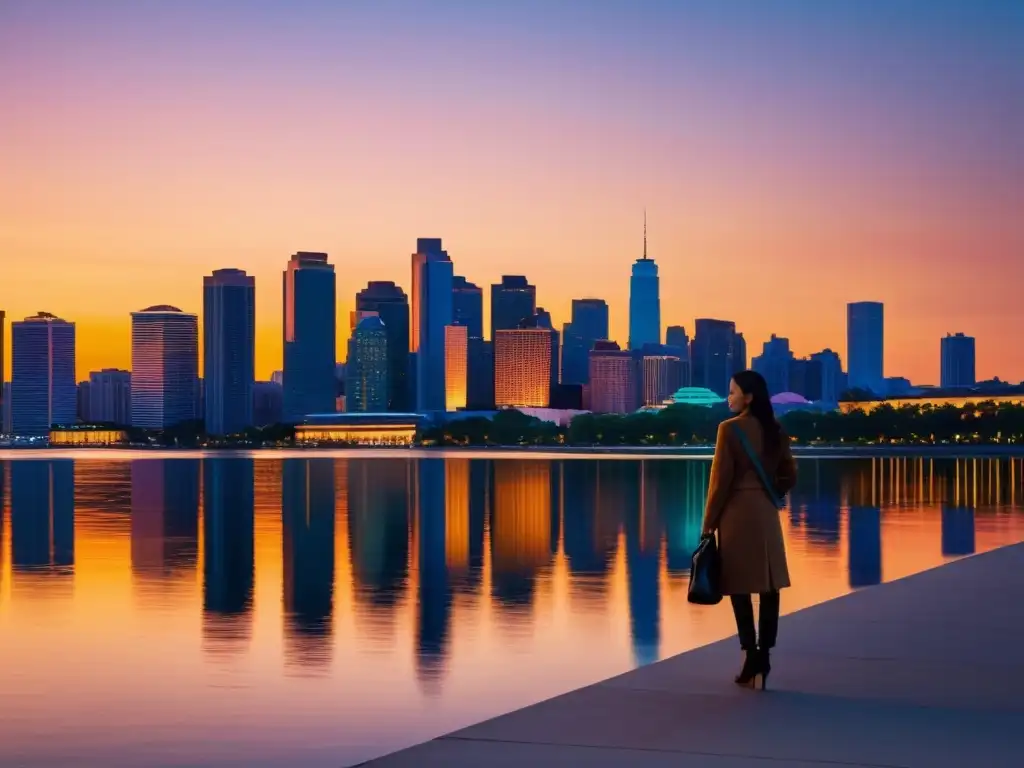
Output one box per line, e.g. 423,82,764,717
0,273,1002,397
3,1,1022,385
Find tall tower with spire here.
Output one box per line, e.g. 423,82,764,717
628,210,661,350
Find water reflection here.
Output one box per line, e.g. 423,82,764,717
0,461,4,591
942,503,976,556
415,458,452,693
282,458,336,671
1,454,1024,767
628,463,660,665
10,460,75,576
789,460,842,548
202,458,255,656
131,459,199,580
348,459,411,613
664,461,706,576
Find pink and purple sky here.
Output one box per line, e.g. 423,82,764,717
2,0,1022,383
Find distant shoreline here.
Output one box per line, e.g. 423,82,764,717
2,444,1024,459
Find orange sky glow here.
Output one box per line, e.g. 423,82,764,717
2,2,1022,384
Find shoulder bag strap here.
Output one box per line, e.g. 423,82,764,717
730,423,783,510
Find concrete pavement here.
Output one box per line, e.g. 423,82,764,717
360,542,1024,767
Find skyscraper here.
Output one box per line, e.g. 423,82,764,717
0,309,6,427
355,281,410,412
494,326,552,408
641,350,684,407
628,213,661,350
561,298,609,386
252,380,283,427
76,379,91,422
733,332,747,373
664,326,692,386
589,341,640,414
88,368,132,425
847,301,884,394
466,339,494,410
665,325,690,357
751,334,795,395
534,307,560,392
411,238,454,414
444,324,468,411
941,333,976,389
691,319,739,397
131,305,199,429
2,382,10,434
204,268,255,435
11,312,77,436
788,358,824,402
451,276,484,408
346,315,389,412
283,252,337,422
490,276,536,338
452,276,484,340
810,348,844,403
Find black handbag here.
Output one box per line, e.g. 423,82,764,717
687,534,723,605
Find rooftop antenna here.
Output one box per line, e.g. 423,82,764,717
643,208,648,260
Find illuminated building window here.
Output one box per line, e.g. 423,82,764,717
495,329,551,408
445,324,468,411
49,427,128,446
294,414,421,446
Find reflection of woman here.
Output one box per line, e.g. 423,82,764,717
702,370,797,690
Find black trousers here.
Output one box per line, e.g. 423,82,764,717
730,591,780,651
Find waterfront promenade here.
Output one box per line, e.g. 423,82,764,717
363,542,1024,767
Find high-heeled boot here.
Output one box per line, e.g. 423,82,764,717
756,648,771,690
734,650,760,687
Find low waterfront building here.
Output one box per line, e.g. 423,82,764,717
770,392,824,415
294,412,421,446
49,424,129,446
665,386,726,408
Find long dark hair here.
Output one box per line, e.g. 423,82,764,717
732,370,782,456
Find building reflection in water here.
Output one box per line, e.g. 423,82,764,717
490,461,552,610
415,458,452,694
561,461,612,594
942,503,975,557
467,460,488,589
941,459,978,557
626,461,660,666
10,459,75,577
282,458,336,671
130,459,200,579
202,458,255,656
0,452,1011,672
789,460,842,549
847,505,882,587
444,458,470,581
347,458,411,638
0,461,6,591
663,461,706,577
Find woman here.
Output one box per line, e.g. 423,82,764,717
701,370,797,690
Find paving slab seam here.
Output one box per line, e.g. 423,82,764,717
596,652,1024,671
592,684,1024,715
437,735,906,768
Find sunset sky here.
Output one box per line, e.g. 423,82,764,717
2,0,1022,384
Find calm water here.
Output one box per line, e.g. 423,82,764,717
1,452,1022,767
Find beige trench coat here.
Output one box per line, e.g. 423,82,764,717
701,414,796,595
